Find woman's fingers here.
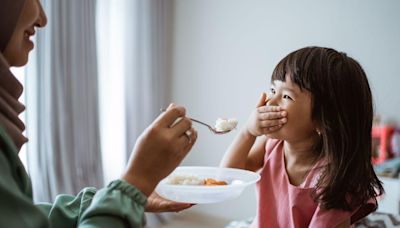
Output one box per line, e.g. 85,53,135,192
153,103,197,149
156,106,186,128
177,128,197,148
171,117,192,137
145,192,194,213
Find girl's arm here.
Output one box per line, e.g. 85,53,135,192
220,130,267,172
220,93,286,172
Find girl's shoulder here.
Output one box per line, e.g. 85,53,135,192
265,138,283,152
264,138,283,161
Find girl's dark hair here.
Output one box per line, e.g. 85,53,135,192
271,46,384,211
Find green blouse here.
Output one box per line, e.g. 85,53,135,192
0,127,147,227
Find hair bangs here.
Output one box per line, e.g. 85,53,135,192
271,48,318,92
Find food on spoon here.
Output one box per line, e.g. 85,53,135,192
215,118,238,132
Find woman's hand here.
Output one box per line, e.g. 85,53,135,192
122,104,198,196
145,192,194,213
245,93,287,137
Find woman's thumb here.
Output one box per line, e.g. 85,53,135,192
256,93,267,108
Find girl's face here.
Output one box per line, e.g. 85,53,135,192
3,0,47,67
267,76,318,143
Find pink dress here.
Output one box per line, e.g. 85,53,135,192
250,139,376,228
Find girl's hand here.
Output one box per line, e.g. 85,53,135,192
145,192,194,213
122,104,198,196
245,93,287,137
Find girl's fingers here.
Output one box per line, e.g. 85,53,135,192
258,111,286,120
269,125,282,131
263,124,283,133
259,118,286,128
256,93,267,108
257,105,282,113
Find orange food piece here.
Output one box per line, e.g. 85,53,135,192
203,178,228,186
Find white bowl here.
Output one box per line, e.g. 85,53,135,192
155,166,260,204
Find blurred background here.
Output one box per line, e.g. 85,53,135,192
13,0,400,227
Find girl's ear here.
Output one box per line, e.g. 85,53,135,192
313,121,322,136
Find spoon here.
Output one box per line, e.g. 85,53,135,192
190,118,232,135
160,109,232,135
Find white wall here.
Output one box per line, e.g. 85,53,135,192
170,0,400,222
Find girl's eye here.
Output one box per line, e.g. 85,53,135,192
269,88,276,94
283,94,293,100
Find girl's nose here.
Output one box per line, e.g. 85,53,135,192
266,95,279,106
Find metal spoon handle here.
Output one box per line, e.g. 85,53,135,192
190,118,215,131
160,109,212,129
160,108,230,134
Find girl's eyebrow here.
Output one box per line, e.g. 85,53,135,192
281,86,297,94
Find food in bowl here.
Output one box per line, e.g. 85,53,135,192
167,174,204,185
167,175,228,186
215,118,238,132
203,178,228,186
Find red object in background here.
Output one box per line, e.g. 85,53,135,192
372,125,395,164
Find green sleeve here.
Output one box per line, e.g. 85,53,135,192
78,180,148,228
0,149,49,227
1,126,147,228
35,187,97,227
35,180,147,228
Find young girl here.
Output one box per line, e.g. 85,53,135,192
221,47,384,227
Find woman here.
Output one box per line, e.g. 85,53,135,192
0,0,197,227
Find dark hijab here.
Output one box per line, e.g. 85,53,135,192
0,0,26,52
0,0,28,150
